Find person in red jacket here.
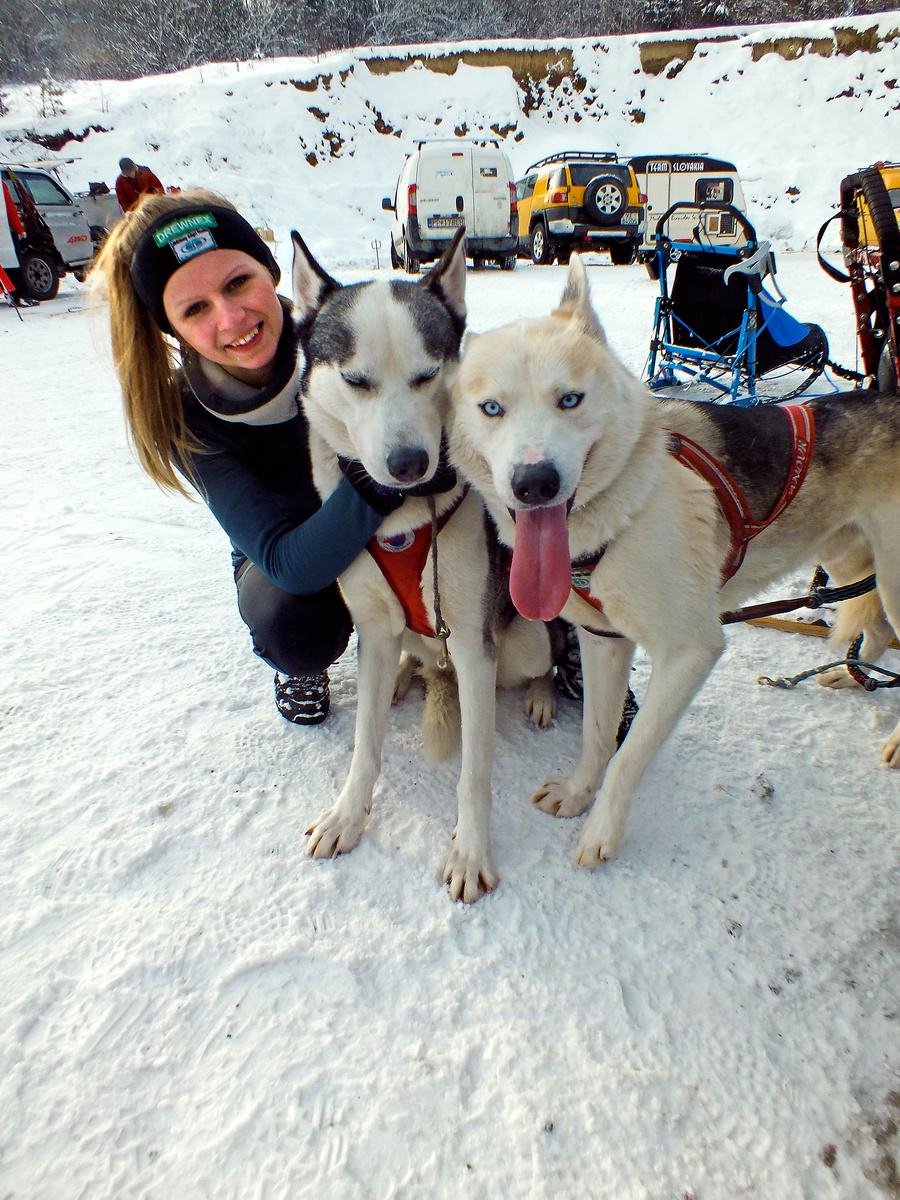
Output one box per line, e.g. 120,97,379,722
115,157,165,212
3,179,25,239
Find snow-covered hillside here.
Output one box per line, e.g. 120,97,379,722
1,13,899,263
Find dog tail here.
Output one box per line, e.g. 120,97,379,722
421,666,461,763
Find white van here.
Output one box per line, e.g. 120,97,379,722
382,140,518,272
628,155,747,264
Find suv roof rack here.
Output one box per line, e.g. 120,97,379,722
526,151,619,172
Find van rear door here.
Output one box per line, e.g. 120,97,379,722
471,147,512,239
415,146,469,244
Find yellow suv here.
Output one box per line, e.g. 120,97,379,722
856,161,900,250
515,152,646,265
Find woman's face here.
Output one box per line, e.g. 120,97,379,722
162,249,284,385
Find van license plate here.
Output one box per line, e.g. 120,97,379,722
428,216,465,229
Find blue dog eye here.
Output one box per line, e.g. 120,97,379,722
480,400,504,418
559,392,584,410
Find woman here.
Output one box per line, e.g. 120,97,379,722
92,190,402,724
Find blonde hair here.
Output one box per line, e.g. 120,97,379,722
90,188,239,496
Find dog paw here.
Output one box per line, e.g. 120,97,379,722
882,731,900,768
574,811,624,867
442,843,498,903
532,777,592,818
523,675,558,728
305,806,366,858
817,666,859,690
393,653,420,704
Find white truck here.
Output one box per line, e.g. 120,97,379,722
628,154,747,272
382,140,518,272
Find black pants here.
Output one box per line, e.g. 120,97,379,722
235,557,353,678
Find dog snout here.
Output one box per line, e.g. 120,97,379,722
387,446,430,484
511,462,560,506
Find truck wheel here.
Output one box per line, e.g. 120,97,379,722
403,238,420,274
390,240,401,270
19,249,60,301
500,254,517,271
531,223,553,265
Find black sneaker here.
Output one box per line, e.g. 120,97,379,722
616,688,639,747
274,671,330,725
552,624,639,745
553,623,583,701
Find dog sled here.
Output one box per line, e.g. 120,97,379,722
817,163,900,393
645,202,828,404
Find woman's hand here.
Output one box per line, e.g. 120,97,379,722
337,457,406,515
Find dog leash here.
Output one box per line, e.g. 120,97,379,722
428,496,452,669
720,570,877,626
759,630,900,691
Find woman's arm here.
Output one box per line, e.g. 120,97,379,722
190,447,384,595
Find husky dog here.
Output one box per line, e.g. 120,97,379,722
450,254,900,866
291,229,555,902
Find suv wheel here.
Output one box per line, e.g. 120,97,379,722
531,222,553,265
19,249,60,301
584,176,627,225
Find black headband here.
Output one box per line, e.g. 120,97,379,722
130,204,280,335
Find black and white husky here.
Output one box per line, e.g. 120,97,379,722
291,229,555,902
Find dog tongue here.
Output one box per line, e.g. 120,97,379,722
510,504,571,621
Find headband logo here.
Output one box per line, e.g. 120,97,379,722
169,228,217,262
153,212,218,247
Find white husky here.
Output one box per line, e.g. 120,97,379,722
291,229,555,901
450,255,900,866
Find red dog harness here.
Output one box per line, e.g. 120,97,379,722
365,487,469,637
570,403,815,614
669,402,815,582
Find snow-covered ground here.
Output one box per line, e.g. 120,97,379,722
3,14,900,1195
3,245,900,1198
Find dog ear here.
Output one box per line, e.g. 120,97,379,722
422,226,467,322
554,253,607,344
291,231,340,321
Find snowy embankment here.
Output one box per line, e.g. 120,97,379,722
0,12,898,265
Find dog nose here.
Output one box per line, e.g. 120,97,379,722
387,446,429,484
511,462,560,505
